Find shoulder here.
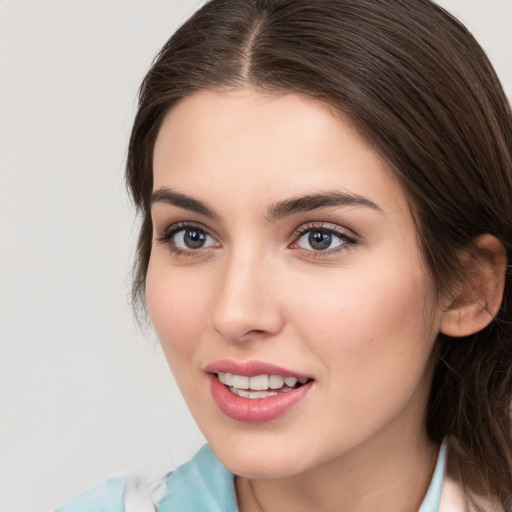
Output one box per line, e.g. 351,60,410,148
158,444,239,512
439,442,508,512
53,445,238,512
54,476,128,512
440,477,507,512
54,475,166,512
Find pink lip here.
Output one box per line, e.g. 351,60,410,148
204,359,310,378
205,359,314,423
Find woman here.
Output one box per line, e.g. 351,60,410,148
56,0,512,510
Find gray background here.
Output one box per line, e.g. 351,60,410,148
1,1,511,511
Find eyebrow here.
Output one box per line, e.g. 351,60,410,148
266,191,382,221
150,187,381,221
150,187,219,218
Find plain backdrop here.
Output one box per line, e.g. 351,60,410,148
1,1,511,511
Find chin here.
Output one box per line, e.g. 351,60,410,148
205,430,320,479
217,451,305,480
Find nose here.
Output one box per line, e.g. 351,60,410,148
209,249,285,343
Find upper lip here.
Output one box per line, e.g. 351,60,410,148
204,359,311,379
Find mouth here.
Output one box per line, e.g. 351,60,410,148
205,361,315,422
216,372,312,399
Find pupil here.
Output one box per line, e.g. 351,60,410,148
184,229,206,249
309,230,331,250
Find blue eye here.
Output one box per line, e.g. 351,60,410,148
174,227,215,249
295,226,355,253
158,223,219,254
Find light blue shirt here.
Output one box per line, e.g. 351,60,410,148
55,442,446,512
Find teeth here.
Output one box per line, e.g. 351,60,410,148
231,374,249,389
249,375,269,390
284,377,297,387
268,375,285,389
235,389,279,399
217,372,309,391
218,372,233,386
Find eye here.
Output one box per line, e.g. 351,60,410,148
174,227,215,249
157,223,219,255
292,224,356,254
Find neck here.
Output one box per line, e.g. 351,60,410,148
236,429,439,512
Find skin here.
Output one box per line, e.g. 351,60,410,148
147,88,446,512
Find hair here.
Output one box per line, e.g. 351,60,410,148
126,0,512,508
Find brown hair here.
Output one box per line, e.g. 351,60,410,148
126,0,512,507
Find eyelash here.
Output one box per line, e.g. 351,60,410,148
157,222,216,258
156,221,357,258
291,222,357,257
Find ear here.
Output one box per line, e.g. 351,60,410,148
440,234,507,338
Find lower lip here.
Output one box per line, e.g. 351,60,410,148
208,374,313,423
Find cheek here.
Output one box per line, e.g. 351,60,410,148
146,261,211,369
286,259,439,374
282,264,439,447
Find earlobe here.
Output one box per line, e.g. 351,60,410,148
440,234,507,338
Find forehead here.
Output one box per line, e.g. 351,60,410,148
152,88,406,212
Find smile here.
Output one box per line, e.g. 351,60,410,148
205,361,314,422
217,372,310,399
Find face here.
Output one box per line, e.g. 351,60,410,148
147,89,444,479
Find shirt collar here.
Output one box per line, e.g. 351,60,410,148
159,442,447,512
419,441,447,512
